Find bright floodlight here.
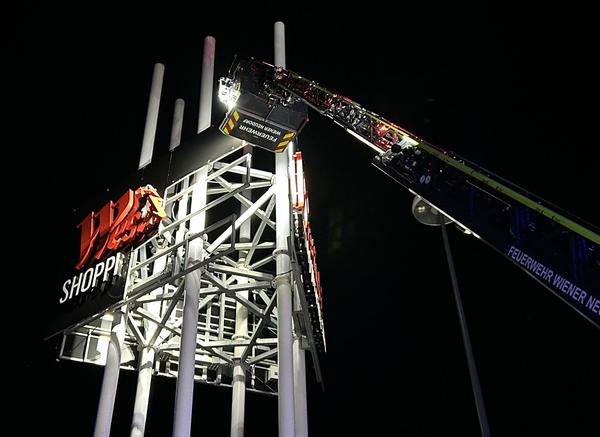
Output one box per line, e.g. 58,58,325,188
218,77,240,111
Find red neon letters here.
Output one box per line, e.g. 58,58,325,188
75,185,166,270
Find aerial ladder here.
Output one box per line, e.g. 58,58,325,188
217,57,600,329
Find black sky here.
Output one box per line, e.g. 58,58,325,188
9,4,599,437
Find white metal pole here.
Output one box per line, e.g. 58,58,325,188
130,252,166,437
441,223,492,437
139,63,165,169
230,355,247,437
293,337,308,437
274,22,286,69
288,140,309,437
274,20,295,437
198,36,215,133
172,167,208,437
170,98,185,151
130,347,155,437
230,142,252,437
93,311,125,437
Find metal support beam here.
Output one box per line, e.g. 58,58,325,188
208,264,273,281
93,311,125,437
130,252,166,437
172,167,208,437
198,36,215,133
274,20,295,437
130,347,155,437
207,185,276,253
246,196,277,266
293,337,308,437
241,292,278,362
139,63,164,169
170,98,185,151
289,140,309,436
248,347,278,365
441,223,492,437
214,175,276,229
231,142,252,437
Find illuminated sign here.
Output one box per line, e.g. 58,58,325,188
76,185,166,270
60,253,125,305
290,151,305,212
291,152,325,350
47,185,166,338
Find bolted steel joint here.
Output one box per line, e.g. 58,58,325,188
272,248,290,258
272,274,291,289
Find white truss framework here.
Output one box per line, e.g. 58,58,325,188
61,151,286,395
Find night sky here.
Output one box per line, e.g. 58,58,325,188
9,4,599,437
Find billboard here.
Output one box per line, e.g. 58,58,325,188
46,128,243,338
